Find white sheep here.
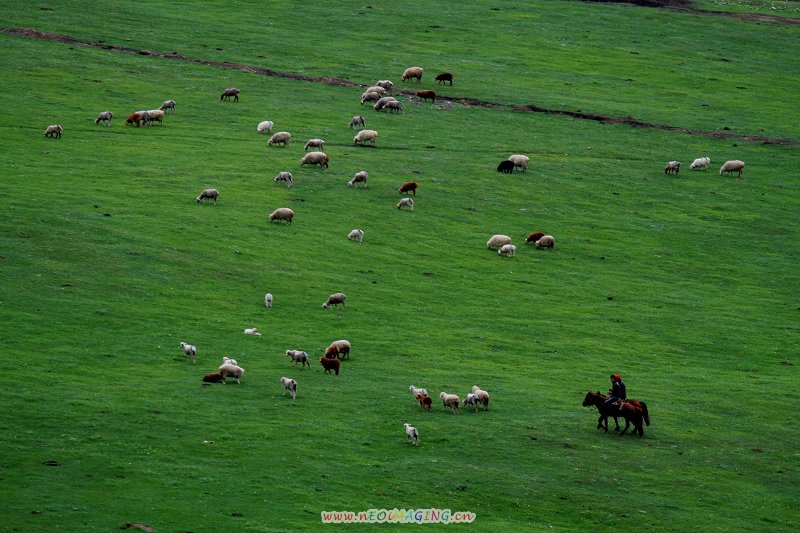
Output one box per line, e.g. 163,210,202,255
354,129,378,145
143,109,164,125
325,339,351,359
383,100,404,113
219,363,244,384
440,392,460,413
265,292,273,308
304,138,325,151
281,376,297,399
222,356,239,366
274,171,294,187
95,111,113,126
373,97,397,111
498,244,517,257
348,171,368,188
244,327,262,336
348,229,364,243
361,91,382,105
44,125,63,138
257,120,274,134
349,115,366,129
160,100,176,113
720,160,745,177
471,385,490,410
402,67,424,83
404,423,419,446
286,350,311,369
535,235,555,250
364,85,386,95
196,188,219,205
508,154,530,172
268,131,292,146
179,342,197,363
409,385,429,400
690,157,711,171
322,292,347,310
664,161,681,175
269,208,295,224
397,197,414,211
463,393,480,413
375,80,394,91
486,234,512,250
300,151,329,168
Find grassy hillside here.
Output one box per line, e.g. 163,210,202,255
0,1,798,532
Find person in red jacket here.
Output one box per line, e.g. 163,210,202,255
605,374,627,411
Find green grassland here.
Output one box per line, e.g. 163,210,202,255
0,1,798,532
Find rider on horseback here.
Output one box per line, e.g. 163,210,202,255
605,374,626,411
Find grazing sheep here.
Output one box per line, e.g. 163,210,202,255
471,386,490,410
320,356,340,375
44,124,63,138
486,234,512,250
180,342,197,363
325,340,351,360
375,80,394,91
690,157,711,171
498,244,517,257
399,181,418,196
196,188,219,205
144,109,165,125
202,372,224,383
526,232,546,245
135,110,152,126
281,376,297,399
300,151,329,168
535,235,555,250
222,356,239,367
440,391,460,413
404,423,420,446
409,385,429,399
364,86,386,95
160,100,176,113
463,393,480,413
416,90,436,103
274,171,294,187
373,97,397,111
435,72,454,85
219,363,244,384
397,198,414,211
497,160,515,174
348,229,364,243
268,131,292,146
125,113,143,127
286,350,311,369
348,171,368,188
322,292,347,311
508,154,530,172
304,138,325,151
257,120,274,134
220,88,240,102
269,207,295,224
361,91,382,105
265,292,273,308
383,100,404,113
244,327,262,336
349,115,366,129
664,161,681,175
416,393,433,411
402,66,424,83
95,111,113,126
720,160,745,178
354,129,378,145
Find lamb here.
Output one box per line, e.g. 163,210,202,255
125,113,143,127
257,120,274,134
269,208,295,224
43,124,63,138
281,376,297,399
364,86,386,95
508,154,530,172
463,393,480,413
435,72,454,85
404,423,420,446
300,151,329,168
268,131,292,146
325,339,351,359
222,356,239,366
416,394,433,411
526,232,546,245
402,66,424,83
202,372,224,383
220,88,240,102
416,90,436,103
398,181,418,196
409,385,429,399
265,292,273,308
348,229,364,243
440,392,460,413
304,138,325,151
348,171,368,188
720,160,745,178
349,115,366,129
397,198,414,211
664,161,681,175
219,363,244,384
375,80,394,91
244,327,262,336
471,386,490,410
320,356,341,375
354,129,378,145
486,234,512,250
286,350,311,369
498,244,517,257
497,160,515,174
361,91,382,105
383,100,404,113
160,100,176,113
179,342,197,363
274,171,294,187
95,112,113,126
372,97,397,111
322,292,347,310
690,157,711,171
535,235,555,250
196,188,219,205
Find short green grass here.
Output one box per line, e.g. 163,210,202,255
0,1,798,532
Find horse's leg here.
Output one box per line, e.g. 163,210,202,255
620,418,630,435
597,414,606,431
613,416,620,432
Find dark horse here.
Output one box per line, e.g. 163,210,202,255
582,391,650,438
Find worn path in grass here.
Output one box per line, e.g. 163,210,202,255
3,26,798,146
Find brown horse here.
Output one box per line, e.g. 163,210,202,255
582,391,650,438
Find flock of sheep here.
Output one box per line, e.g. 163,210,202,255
664,156,746,177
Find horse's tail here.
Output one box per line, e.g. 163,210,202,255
641,402,650,426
